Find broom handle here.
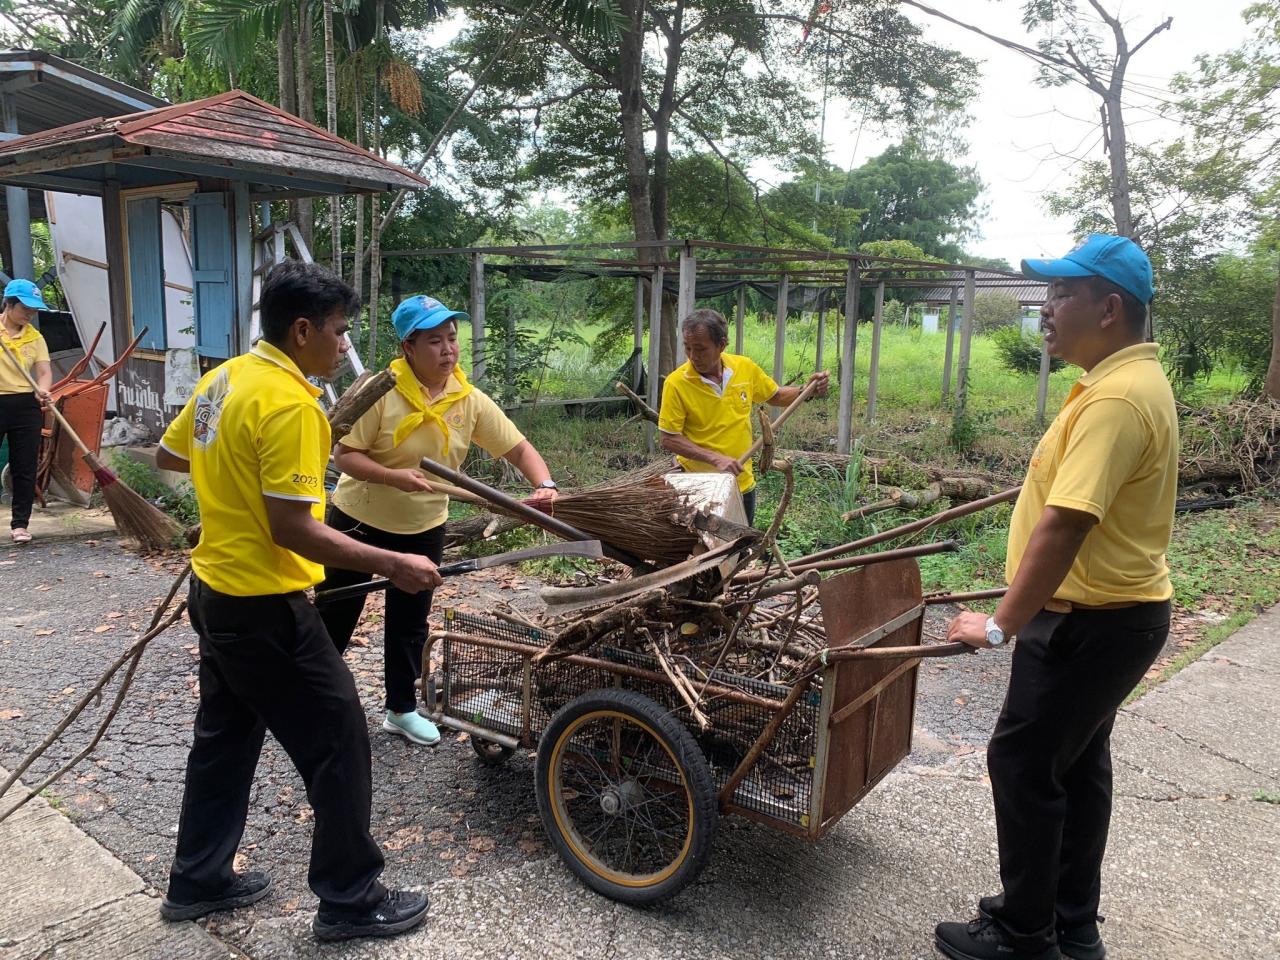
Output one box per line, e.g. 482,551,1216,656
735,377,821,467
417,456,646,568
1,339,93,457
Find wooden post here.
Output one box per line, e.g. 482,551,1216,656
866,280,885,422
955,270,977,422
734,284,746,354
815,289,827,371
774,273,789,383
232,182,253,354
1036,337,1051,426
677,246,696,365
1,94,32,282
633,276,645,354
470,252,486,386
941,286,959,402
646,266,664,454
836,263,860,454
505,285,517,390
101,180,130,362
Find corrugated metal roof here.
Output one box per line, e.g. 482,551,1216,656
0,90,431,197
0,49,165,133
917,270,1048,305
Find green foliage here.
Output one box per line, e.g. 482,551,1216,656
971,291,1025,334
991,325,1063,376
109,452,201,528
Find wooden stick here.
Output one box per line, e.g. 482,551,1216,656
615,380,659,424
736,378,821,467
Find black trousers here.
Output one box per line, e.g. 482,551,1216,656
742,487,757,526
986,601,1170,952
168,578,387,912
317,506,445,714
0,392,42,529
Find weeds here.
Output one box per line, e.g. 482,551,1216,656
109,452,201,528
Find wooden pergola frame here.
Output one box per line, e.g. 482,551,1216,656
377,239,1052,451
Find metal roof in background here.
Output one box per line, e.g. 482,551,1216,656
0,90,432,199
0,50,166,134
917,270,1047,304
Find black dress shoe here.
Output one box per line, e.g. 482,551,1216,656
978,895,1106,960
312,889,429,942
935,916,1063,960
160,871,272,921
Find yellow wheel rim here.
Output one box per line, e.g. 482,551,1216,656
547,709,696,888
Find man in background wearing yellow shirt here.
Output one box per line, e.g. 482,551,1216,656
936,235,1176,960
155,261,440,942
658,308,828,523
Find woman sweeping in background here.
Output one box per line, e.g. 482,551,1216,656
318,294,559,747
0,280,52,544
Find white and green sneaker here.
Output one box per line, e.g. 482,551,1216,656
382,710,441,746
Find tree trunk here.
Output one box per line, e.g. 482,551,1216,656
322,0,340,274
616,0,667,370
295,0,316,252
1266,260,1280,401
351,72,365,302
278,8,298,231
365,0,385,370
1103,90,1135,239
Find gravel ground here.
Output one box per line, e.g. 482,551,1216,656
0,532,1012,950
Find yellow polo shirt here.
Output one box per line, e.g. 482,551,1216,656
658,354,779,493
1007,343,1177,605
0,323,50,394
160,342,330,596
331,370,525,534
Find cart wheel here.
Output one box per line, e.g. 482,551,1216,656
471,737,516,765
535,688,718,905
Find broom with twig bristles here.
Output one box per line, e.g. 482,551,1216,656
2,342,181,551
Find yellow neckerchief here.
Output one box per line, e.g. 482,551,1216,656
389,357,474,451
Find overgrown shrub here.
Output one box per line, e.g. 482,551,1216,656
972,291,1024,334
991,325,1064,375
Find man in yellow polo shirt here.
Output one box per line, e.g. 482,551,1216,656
154,261,440,943
658,307,828,523
936,235,1176,960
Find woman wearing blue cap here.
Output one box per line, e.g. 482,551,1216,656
317,294,558,747
0,279,53,544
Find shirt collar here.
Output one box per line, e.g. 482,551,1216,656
683,358,735,390
1,323,40,346
250,340,323,398
1077,342,1159,387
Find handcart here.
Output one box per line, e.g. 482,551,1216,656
2,323,146,506
423,556,969,904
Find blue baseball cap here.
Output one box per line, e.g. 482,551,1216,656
3,279,49,310
391,295,469,340
1021,234,1154,304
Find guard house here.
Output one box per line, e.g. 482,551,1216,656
0,50,166,283
0,88,428,434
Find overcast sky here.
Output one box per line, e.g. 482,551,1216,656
827,0,1258,267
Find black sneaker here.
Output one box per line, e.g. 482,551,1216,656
978,895,1106,960
935,916,1063,960
312,889,429,942
160,871,272,921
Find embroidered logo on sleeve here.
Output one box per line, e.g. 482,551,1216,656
192,369,231,449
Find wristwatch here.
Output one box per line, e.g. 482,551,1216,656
985,616,1006,647
537,480,558,491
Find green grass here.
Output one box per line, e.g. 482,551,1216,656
1254,790,1280,805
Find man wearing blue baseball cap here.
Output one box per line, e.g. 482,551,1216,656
318,293,558,748
936,235,1176,960
0,279,53,544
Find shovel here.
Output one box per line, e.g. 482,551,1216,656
314,538,606,604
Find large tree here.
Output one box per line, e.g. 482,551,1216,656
462,0,975,372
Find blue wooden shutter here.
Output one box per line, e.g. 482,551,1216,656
188,192,234,360
126,197,166,351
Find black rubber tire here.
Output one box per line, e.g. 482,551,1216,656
471,736,516,765
535,688,718,905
